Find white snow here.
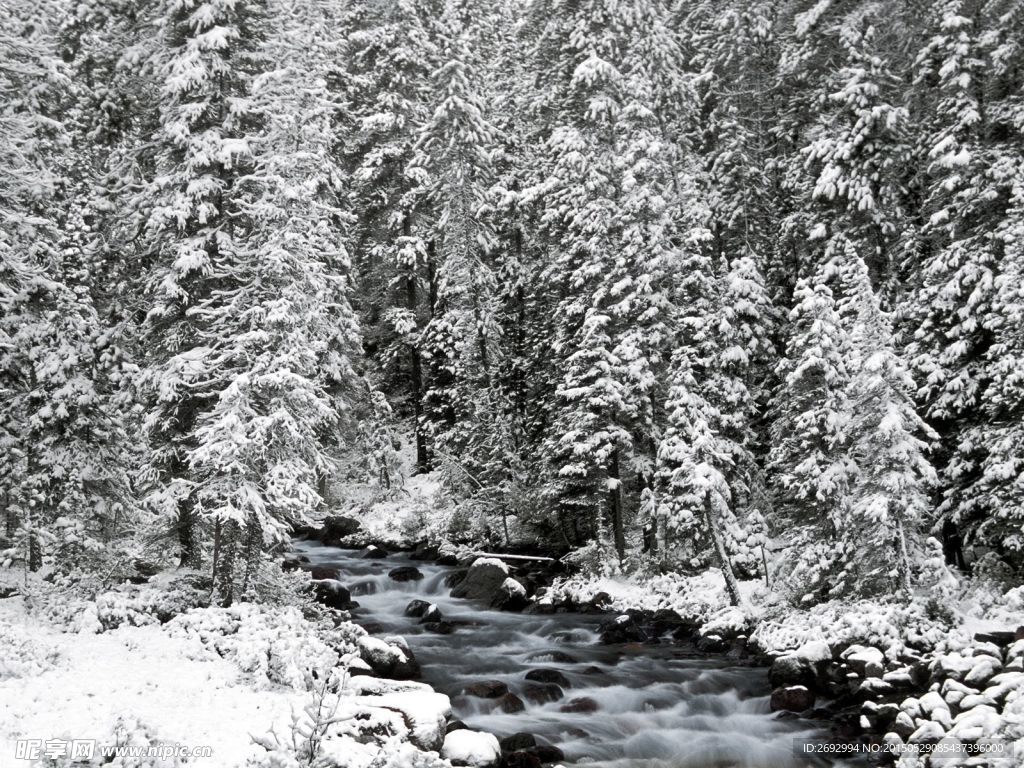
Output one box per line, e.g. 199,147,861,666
441,730,501,767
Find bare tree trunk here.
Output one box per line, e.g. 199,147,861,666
403,216,430,474
608,449,626,562
704,493,741,606
215,520,239,607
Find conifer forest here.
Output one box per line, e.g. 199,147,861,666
2,1,1024,767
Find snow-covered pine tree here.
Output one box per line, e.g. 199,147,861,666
0,2,135,574
342,0,441,474
124,0,362,602
769,270,857,600
908,0,1024,557
656,350,743,605
527,0,700,559
839,253,937,596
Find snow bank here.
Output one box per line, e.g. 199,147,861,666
441,730,500,767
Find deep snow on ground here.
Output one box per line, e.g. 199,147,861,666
0,597,304,766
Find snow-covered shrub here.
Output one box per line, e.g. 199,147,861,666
0,614,59,678
94,578,208,630
165,604,358,689
751,597,952,658
101,714,182,768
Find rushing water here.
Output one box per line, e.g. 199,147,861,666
293,540,854,768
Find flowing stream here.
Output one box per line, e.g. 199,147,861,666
293,541,854,768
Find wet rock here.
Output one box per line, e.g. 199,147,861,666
770,685,815,713
527,745,564,764
524,668,570,687
420,604,444,623
463,680,509,698
311,579,351,610
491,578,529,611
452,558,512,602
320,515,362,546
410,543,441,561
494,693,526,713
405,599,432,618
522,683,563,704
359,545,389,559
358,621,384,634
310,566,340,580
297,554,310,563
389,566,424,582
424,621,456,635
564,727,588,739
447,720,469,733
526,650,578,664
559,696,598,714
599,614,648,645
445,569,468,588
696,634,729,653
437,553,460,566
768,654,817,689
281,557,301,572
358,635,420,680
502,753,541,768
499,733,536,753
587,592,612,612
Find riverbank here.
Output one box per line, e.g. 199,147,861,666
297,485,1024,767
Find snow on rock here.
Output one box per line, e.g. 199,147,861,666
908,720,945,744
964,655,1002,687
358,634,420,679
441,729,501,767
451,559,512,602
794,639,832,664
356,687,451,752
843,645,885,677
491,577,528,611
935,652,975,681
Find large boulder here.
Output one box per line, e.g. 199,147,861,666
463,680,509,698
320,515,362,546
770,685,815,713
599,614,648,645
359,545,389,559
491,578,529,611
559,697,598,714
452,558,512,602
442,730,502,768
349,677,450,752
389,566,424,583
522,683,563,704
358,635,421,680
405,599,432,618
768,654,817,689
311,566,340,580
499,734,536,753
524,669,570,687
311,579,352,610
494,693,526,713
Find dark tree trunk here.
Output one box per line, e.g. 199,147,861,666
608,449,626,562
215,520,240,607
404,216,431,474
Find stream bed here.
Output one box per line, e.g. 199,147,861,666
293,540,857,768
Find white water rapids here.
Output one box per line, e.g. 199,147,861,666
293,541,859,768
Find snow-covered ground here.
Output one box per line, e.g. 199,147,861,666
0,597,306,766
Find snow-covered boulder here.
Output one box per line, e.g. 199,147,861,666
843,646,884,678
311,579,352,610
358,635,420,680
356,684,452,752
491,577,528,611
451,558,510,602
768,654,816,689
770,685,814,713
442,730,501,767
908,720,945,745
964,655,1002,687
